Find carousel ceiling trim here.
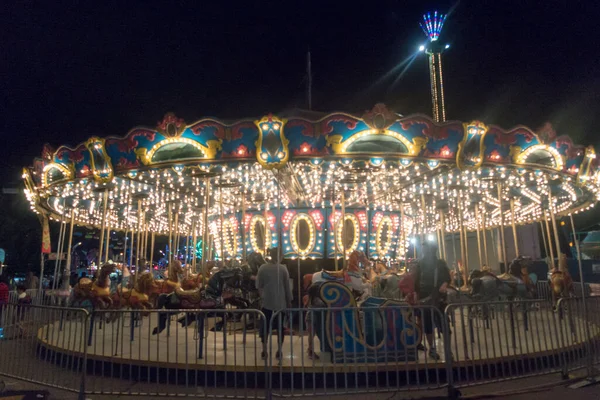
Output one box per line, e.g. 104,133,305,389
23,105,600,254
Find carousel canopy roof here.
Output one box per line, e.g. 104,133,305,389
23,104,600,236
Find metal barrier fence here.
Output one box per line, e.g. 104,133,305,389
7,289,53,306
268,305,451,397
0,303,89,394
534,281,591,302
0,298,599,398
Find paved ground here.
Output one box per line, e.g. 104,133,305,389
1,373,599,399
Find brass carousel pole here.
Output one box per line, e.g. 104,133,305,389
98,189,109,266
436,226,442,259
219,186,225,262
173,208,180,264
440,210,447,261
136,199,142,267
191,217,197,272
123,226,129,265
62,208,76,291
202,177,210,272
543,210,556,269
341,188,347,270
128,229,134,268
497,182,508,272
263,198,269,256
53,214,66,289
167,203,173,265
185,221,191,270
401,204,407,268
149,232,155,269
475,206,483,268
548,193,562,260
539,220,549,263
333,184,339,271
241,195,247,262
457,193,468,288
421,194,427,255
104,222,111,263
482,209,490,268
144,220,149,262
510,198,520,257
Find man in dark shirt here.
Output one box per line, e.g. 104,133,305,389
414,241,451,360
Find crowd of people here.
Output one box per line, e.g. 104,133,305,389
255,242,452,361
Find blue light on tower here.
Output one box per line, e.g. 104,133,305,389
419,11,447,42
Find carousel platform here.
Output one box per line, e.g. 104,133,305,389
33,306,599,380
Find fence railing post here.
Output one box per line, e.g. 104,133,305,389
444,305,457,399
78,310,89,400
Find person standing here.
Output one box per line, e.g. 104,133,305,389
414,241,451,360
256,247,292,360
25,271,39,290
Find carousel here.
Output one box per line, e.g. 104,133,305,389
22,104,600,377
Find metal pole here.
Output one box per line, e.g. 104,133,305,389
548,194,562,260
202,177,210,270
569,213,593,378
53,215,66,289
440,210,447,261
401,204,407,268
263,198,269,256
241,195,247,262
510,198,519,257
62,208,76,291
333,184,338,271
457,194,468,286
168,203,173,265
136,199,142,268
539,220,549,262
104,223,110,263
128,229,134,268
421,194,427,253
122,227,128,265
142,220,150,261
497,182,508,272
219,187,225,261
475,206,483,268
98,189,109,265
482,210,490,268
173,210,180,263
185,225,191,268
544,210,556,270
191,218,197,272
149,232,155,269
341,189,347,270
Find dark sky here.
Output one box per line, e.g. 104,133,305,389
2,1,600,185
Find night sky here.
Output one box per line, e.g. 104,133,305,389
2,1,600,185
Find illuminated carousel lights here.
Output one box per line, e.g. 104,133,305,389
249,214,271,254
334,213,360,256
376,215,394,257
289,213,316,257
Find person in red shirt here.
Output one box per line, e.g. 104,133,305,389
0,275,9,305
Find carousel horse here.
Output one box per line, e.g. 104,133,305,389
470,257,538,301
548,253,574,309
149,260,185,305
369,261,405,299
152,257,261,335
70,263,117,311
110,270,156,311
310,250,371,297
